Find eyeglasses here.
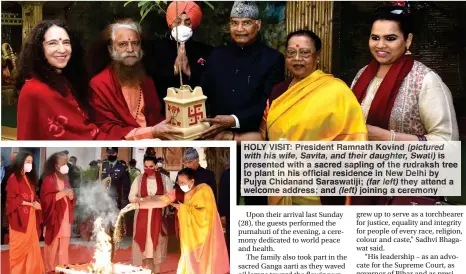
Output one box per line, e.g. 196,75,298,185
115,40,141,50
43,39,71,50
285,48,313,58
229,20,256,28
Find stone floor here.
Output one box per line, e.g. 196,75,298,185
1,236,179,274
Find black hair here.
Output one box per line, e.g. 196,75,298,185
11,151,38,186
16,20,89,111
286,29,322,52
143,154,157,166
145,147,156,156
42,151,68,178
129,159,137,166
372,6,412,39
177,168,198,185
69,156,77,161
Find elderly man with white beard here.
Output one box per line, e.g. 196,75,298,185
89,18,181,140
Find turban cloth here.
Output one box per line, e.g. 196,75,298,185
166,1,202,29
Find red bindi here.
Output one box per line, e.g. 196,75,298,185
296,44,300,48
59,38,62,41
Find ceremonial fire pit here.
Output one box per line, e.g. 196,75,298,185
55,217,150,274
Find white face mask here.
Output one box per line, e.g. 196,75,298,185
180,183,192,193
24,163,33,173
157,162,163,168
171,25,193,43
59,164,69,175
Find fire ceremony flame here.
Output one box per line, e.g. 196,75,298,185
92,217,113,274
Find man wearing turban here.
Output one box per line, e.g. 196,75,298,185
144,1,212,114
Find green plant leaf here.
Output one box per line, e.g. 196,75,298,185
155,2,167,15
138,1,149,7
204,1,215,10
140,2,153,17
140,5,155,23
123,1,133,7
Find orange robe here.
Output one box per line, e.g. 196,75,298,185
6,175,45,274
41,174,74,272
264,70,368,206
160,184,229,274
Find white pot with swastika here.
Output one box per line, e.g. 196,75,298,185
163,85,210,140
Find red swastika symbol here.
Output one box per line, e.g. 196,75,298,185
188,104,204,126
168,104,181,126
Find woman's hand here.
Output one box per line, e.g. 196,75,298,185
21,201,32,206
120,203,138,214
220,216,227,226
367,125,420,141
32,201,42,210
171,202,181,210
366,125,391,141
214,131,234,140
66,189,74,200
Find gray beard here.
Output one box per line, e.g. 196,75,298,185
111,60,146,87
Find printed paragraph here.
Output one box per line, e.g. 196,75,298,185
236,208,351,274
231,207,466,274
241,141,461,197
354,209,465,274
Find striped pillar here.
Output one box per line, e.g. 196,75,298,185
286,1,334,73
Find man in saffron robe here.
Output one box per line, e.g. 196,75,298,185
89,18,181,140
122,168,229,274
